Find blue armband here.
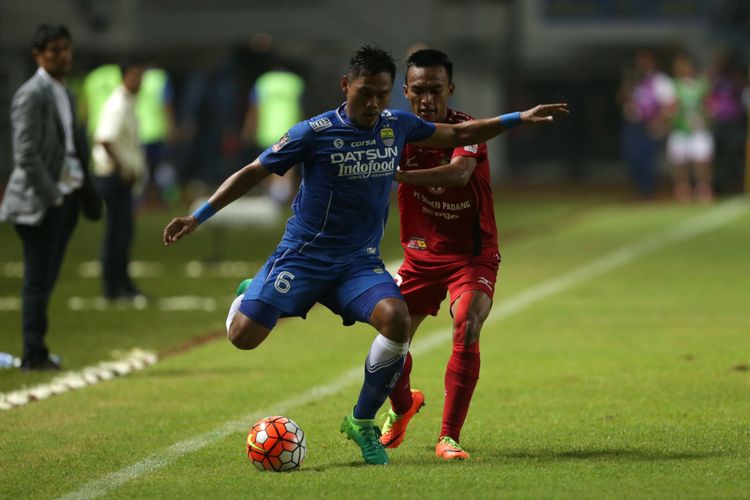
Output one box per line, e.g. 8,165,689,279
192,201,216,225
499,112,522,128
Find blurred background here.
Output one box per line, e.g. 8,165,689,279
1,0,749,203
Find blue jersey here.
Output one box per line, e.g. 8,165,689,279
259,103,436,262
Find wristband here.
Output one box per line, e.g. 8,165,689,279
499,112,522,128
192,201,216,225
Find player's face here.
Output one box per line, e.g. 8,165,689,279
404,65,454,123
33,37,73,80
342,72,393,128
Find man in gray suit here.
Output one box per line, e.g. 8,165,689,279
0,24,101,371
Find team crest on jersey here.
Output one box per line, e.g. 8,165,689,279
407,237,427,250
272,133,291,152
380,127,395,147
464,144,478,154
309,117,332,132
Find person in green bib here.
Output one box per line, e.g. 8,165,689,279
241,65,305,204
136,68,176,207
666,53,714,203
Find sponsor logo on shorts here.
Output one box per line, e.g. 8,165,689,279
309,117,332,132
366,247,377,255
380,127,395,147
478,276,494,290
464,144,478,154
373,267,384,274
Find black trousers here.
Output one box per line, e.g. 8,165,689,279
14,196,78,366
96,175,135,298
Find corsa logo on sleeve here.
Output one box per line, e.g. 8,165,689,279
272,133,290,152
380,127,395,147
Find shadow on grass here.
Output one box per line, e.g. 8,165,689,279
495,448,724,462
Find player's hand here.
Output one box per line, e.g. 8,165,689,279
395,167,405,183
163,216,199,246
520,103,569,124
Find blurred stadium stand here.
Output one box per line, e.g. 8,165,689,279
1,0,748,187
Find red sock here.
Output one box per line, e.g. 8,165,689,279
388,351,413,414
441,344,480,442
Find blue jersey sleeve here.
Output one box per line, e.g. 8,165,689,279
258,121,312,175
393,109,437,143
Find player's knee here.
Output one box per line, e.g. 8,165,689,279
374,299,411,343
453,303,482,346
227,318,267,350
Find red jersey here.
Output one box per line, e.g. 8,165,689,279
398,109,499,261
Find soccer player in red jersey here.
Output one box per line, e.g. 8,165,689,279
381,49,555,460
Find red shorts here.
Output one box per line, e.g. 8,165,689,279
395,253,501,316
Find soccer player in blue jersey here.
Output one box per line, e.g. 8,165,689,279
163,45,567,465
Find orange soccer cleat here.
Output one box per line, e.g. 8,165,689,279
379,389,426,448
435,436,470,460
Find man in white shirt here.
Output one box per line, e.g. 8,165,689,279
0,24,101,371
92,60,147,300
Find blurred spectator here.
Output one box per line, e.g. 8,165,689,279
666,53,714,203
136,68,178,207
706,50,748,195
0,24,101,371
92,59,147,301
82,63,122,140
241,62,304,204
618,49,674,199
175,55,240,192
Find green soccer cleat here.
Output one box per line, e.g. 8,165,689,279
340,413,389,465
235,279,252,297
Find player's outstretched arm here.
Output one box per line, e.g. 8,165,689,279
163,160,272,245
414,103,569,149
396,156,477,188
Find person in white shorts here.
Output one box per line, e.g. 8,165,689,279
666,53,714,203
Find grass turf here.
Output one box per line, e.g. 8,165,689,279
1,191,749,499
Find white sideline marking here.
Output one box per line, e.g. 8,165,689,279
57,199,747,500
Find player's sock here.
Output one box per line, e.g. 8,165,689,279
441,342,480,442
225,295,243,335
388,351,413,415
353,334,408,420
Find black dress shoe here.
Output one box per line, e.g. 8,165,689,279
21,354,62,372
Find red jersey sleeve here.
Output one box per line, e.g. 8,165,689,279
451,143,487,163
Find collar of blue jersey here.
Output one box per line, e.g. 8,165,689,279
335,102,383,131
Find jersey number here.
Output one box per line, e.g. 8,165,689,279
274,271,295,294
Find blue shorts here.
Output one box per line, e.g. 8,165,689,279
241,247,402,326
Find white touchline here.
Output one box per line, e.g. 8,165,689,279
57,199,747,500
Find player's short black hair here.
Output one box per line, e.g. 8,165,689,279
31,24,71,51
406,48,453,83
348,45,396,83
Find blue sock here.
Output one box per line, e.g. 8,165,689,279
353,334,409,420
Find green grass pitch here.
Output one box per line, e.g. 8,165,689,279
1,190,749,499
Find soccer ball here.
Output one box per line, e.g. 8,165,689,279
246,416,307,472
